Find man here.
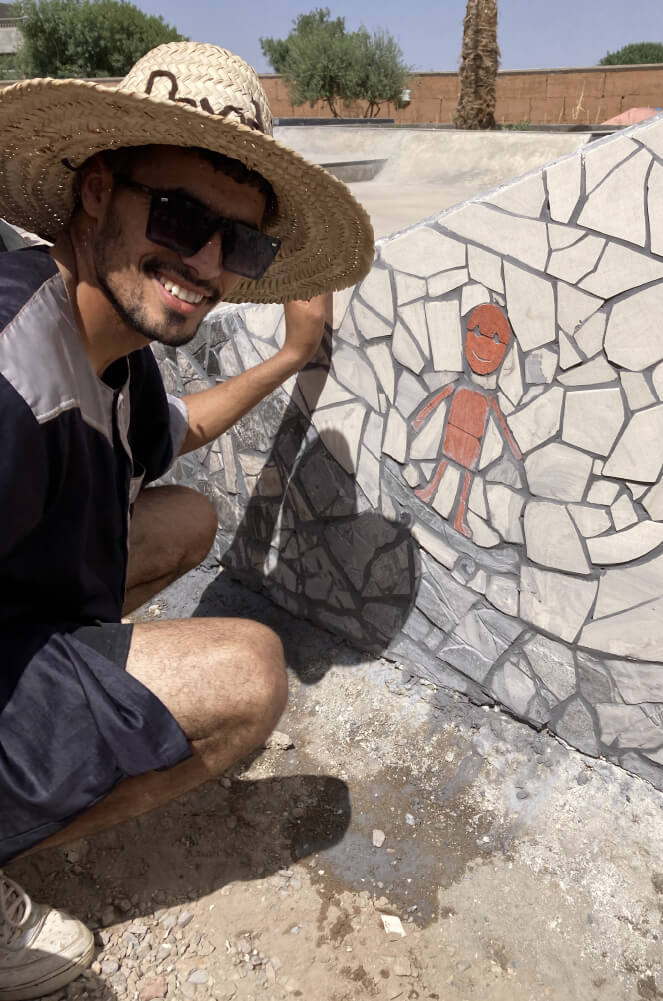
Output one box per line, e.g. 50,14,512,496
0,41,373,999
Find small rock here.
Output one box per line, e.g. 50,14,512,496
393,958,412,976
404,814,416,827
101,958,120,976
381,914,405,937
265,730,295,751
188,969,209,985
177,910,195,928
576,771,590,785
100,906,118,928
372,829,386,848
516,790,529,800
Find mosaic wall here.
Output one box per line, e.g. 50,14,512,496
159,114,663,788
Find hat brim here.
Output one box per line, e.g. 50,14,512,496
0,77,375,303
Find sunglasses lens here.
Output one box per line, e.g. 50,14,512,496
222,221,281,280
147,193,214,258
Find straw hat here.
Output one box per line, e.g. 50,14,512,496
0,41,375,303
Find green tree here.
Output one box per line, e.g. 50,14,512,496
15,0,184,79
260,8,408,118
454,0,500,130
600,42,663,65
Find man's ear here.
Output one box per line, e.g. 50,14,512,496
78,154,113,224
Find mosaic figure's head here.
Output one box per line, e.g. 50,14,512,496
464,303,511,375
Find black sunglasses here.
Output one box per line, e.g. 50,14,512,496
113,174,281,280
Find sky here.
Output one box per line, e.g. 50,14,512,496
135,0,663,74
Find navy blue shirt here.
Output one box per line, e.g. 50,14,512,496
0,247,187,624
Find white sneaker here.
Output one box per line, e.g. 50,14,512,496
0,871,94,1000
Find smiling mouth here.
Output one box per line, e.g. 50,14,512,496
156,275,205,305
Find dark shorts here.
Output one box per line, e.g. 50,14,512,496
0,622,192,864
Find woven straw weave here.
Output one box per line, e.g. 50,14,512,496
0,42,374,303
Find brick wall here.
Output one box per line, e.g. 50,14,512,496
261,64,663,126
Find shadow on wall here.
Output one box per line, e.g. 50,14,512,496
196,325,421,680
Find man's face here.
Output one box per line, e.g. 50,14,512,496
464,303,511,375
92,146,267,348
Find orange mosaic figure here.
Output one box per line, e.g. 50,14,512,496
414,303,521,538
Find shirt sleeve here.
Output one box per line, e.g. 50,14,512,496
167,394,190,460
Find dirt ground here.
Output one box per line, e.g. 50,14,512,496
7,564,663,1001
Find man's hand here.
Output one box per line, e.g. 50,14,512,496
281,293,333,370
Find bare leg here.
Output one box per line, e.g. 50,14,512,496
123,484,218,615
19,486,287,857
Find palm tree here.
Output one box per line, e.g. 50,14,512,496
454,0,500,130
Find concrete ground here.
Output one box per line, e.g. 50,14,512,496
274,126,594,238
9,562,663,1001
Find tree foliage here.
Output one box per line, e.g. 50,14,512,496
15,0,184,78
455,0,499,130
260,8,408,118
600,42,663,66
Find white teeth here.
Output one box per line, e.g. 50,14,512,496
159,277,203,305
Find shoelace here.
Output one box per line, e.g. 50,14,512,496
0,871,32,948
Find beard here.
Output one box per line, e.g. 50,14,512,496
93,211,220,347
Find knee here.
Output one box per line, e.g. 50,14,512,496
174,487,218,569
244,624,289,738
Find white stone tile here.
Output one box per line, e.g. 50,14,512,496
467,245,504,293
568,503,612,537
547,235,605,285
593,459,604,475
467,568,488,593
503,263,556,350
420,461,436,478
643,479,663,520
519,386,546,406
546,156,582,223
300,371,355,412
426,300,464,372
466,510,501,548
432,464,461,519
562,386,625,456
581,596,663,660
574,313,606,359
424,371,460,392
639,118,663,157
410,400,449,460
381,226,466,277
411,520,458,570
524,346,558,384
648,161,663,258
427,268,469,296
587,521,663,564
460,283,490,316
364,411,384,457
587,479,620,505
607,656,663,705
333,343,380,410
353,298,392,340
523,634,577,700
595,551,663,619
366,342,395,404
382,408,408,464
486,574,519,616
524,501,591,574
578,148,650,247
507,386,564,453
478,415,504,470
628,481,648,500
595,703,663,749
485,457,523,488
497,341,524,407
497,390,515,415
469,475,488,517
312,401,366,474
548,223,584,250
244,302,283,340
605,283,663,371
558,331,583,370
556,283,603,336
558,357,618,386
584,135,639,191
520,565,597,642
487,173,546,218
332,286,355,330
357,266,393,322
611,493,638,530
357,445,381,506
579,242,663,299
336,315,360,346
443,203,549,271
524,442,593,501
395,370,429,417
393,320,425,375
621,372,656,411
653,362,663,401
403,464,420,488
486,483,525,543
395,271,427,305
603,405,663,482
399,300,430,358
